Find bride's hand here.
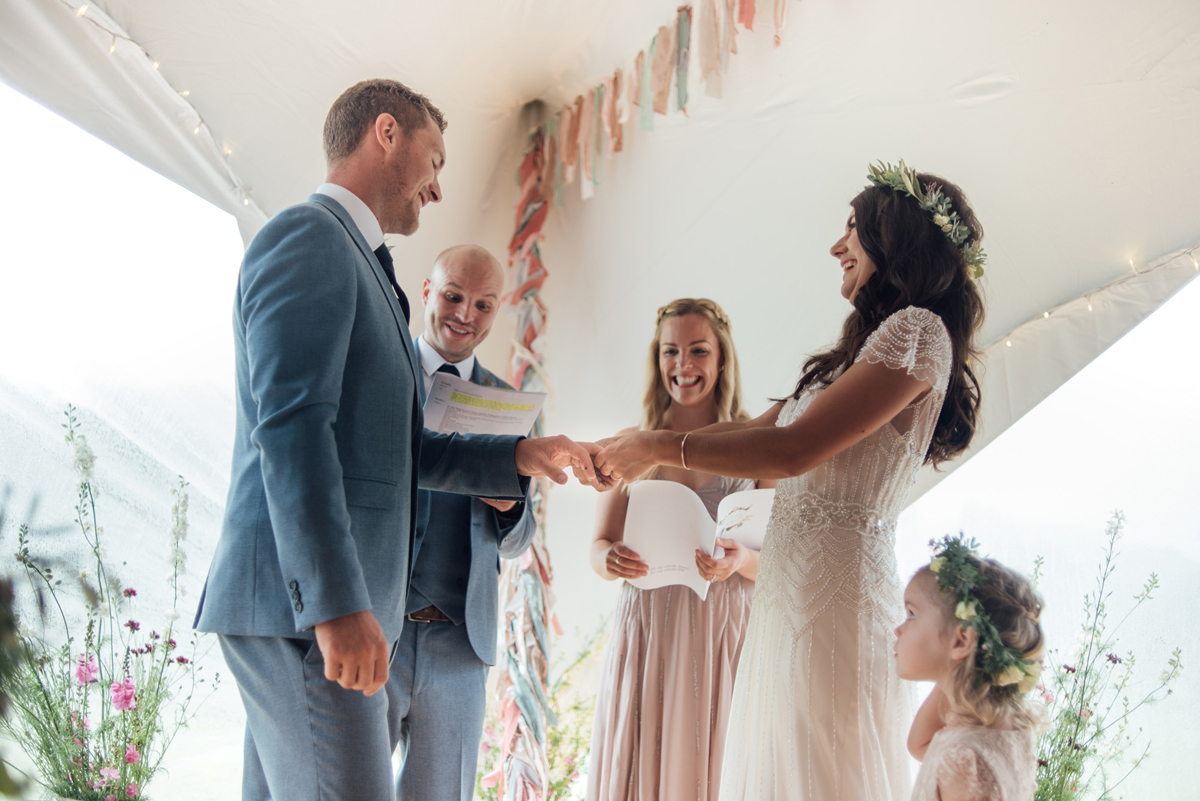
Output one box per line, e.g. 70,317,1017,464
695,537,747,582
594,431,666,483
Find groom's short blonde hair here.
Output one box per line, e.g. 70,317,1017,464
323,79,447,165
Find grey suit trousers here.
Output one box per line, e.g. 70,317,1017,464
386,620,489,801
219,634,397,801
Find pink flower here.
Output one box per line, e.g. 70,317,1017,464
107,796,116,801
126,783,138,798
110,677,137,711
123,588,137,598
125,619,140,632
175,656,189,665
99,766,120,784
76,653,99,685
125,743,140,764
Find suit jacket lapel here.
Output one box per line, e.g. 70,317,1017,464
308,194,418,381
413,337,428,406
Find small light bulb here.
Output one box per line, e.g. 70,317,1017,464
152,61,160,70
109,39,116,54
1006,340,1012,347
243,198,250,206
223,145,232,156
180,90,190,97
193,125,200,135
1043,311,1049,318
1129,258,1137,274
1087,302,1093,311
76,5,88,16
1192,255,1199,271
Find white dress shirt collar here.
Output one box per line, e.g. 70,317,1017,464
315,183,385,250
417,335,476,392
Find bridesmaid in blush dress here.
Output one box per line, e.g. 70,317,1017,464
584,298,773,801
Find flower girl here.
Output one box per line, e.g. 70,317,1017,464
895,536,1045,801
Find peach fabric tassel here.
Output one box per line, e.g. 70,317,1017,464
603,70,623,154
630,50,644,106
698,0,723,98
724,0,738,56
650,22,676,115
773,0,788,46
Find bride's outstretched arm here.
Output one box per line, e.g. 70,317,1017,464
595,360,931,482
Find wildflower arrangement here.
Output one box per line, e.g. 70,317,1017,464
866,159,987,279
1,407,218,800
1034,511,1184,801
476,625,607,801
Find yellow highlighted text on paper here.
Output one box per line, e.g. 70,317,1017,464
449,391,536,412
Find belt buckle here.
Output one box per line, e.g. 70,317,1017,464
406,606,448,624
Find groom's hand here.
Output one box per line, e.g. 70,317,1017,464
314,609,390,696
515,435,601,488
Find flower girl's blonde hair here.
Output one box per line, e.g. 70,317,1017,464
918,556,1047,731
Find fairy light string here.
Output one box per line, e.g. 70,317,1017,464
63,0,264,220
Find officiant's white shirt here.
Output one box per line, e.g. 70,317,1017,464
416,335,475,396
315,183,384,250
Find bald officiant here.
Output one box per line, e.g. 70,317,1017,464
385,244,535,801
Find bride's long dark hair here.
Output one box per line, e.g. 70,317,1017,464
791,173,986,466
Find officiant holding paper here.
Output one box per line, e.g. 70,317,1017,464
385,244,537,801
585,299,775,801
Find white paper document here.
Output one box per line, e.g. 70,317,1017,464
422,372,546,437
622,481,776,599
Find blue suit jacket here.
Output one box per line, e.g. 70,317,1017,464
194,194,527,643
411,344,537,665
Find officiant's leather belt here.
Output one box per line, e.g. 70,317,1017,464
406,606,451,623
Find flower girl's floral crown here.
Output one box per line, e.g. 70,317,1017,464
929,535,1040,694
867,161,987,281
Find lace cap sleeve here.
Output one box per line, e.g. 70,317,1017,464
936,742,998,801
859,306,952,392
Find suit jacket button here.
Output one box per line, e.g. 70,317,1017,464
291,590,301,602
288,580,298,590
294,601,304,612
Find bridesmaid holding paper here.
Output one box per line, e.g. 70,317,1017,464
585,298,773,801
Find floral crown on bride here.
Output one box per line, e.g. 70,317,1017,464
867,160,987,281
928,535,1041,694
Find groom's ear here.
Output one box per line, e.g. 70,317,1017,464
374,113,401,152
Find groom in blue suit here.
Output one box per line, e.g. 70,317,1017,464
386,244,535,800
194,79,598,801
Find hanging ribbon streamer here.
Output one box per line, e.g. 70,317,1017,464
486,126,560,801
675,6,693,115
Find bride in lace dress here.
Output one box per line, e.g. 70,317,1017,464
594,164,987,800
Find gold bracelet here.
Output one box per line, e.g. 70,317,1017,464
680,432,691,470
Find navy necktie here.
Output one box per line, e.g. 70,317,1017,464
436,362,459,378
373,244,410,324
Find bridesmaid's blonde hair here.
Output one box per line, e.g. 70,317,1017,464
640,298,750,433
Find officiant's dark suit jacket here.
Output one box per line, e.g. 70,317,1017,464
409,345,537,664
194,194,527,644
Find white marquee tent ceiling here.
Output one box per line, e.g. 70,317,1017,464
2,0,1199,499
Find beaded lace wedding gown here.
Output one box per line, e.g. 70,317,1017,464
719,306,954,801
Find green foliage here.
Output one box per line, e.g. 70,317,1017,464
0,408,219,800
1034,512,1183,801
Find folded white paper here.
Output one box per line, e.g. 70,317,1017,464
422,372,546,437
622,481,775,599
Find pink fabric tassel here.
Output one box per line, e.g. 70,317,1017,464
651,23,676,115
